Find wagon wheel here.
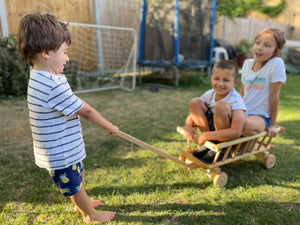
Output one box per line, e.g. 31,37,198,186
264,154,276,169
213,172,228,187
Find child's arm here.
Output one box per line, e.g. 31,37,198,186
184,115,196,141
267,82,282,137
195,109,245,146
76,98,119,137
239,83,245,97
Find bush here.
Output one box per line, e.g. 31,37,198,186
235,39,252,56
217,0,286,19
0,35,29,97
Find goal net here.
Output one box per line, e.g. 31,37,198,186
64,22,137,93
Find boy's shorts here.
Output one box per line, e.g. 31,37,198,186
205,107,215,131
48,161,84,197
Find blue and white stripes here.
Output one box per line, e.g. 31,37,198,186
28,70,86,170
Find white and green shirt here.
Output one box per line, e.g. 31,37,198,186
241,57,286,118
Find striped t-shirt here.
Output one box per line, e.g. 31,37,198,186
27,70,86,170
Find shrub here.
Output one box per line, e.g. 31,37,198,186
235,39,252,56
0,34,29,97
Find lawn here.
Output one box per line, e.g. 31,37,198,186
0,73,299,224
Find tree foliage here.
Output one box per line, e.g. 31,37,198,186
217,0,286,19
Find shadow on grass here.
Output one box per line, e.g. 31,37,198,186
110,201,299,224
3,201,298,224
222,156,300,191
88,181,211,196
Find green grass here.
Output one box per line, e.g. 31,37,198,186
0,73,299,224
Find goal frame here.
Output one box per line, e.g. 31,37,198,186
67,22,137,93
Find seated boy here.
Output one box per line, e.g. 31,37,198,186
183,60,247,162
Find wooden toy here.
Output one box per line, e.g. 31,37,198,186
176,126,285,187
118,126,284,187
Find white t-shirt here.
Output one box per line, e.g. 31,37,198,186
241,57,286,118
27,70,86,170
200,88,247,114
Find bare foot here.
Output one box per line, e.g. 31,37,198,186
74,200,104,213
84,211,116,224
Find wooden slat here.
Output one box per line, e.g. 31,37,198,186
222,146,232,162
247,139,257,153
203,127,284,151
232,143,242,157
181,150,213,169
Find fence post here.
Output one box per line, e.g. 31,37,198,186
94,0,104,74
248,16,252,41
268,19,273,27
223,15,227,40
285,22,290,38
0,0,9,37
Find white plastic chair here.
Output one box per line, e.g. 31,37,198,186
212,47,229,63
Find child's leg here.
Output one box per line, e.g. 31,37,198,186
188,98,210,132
213,101,232,130
49,162,115,223
70,185,116,224
74,170,103,213
242,115,265,136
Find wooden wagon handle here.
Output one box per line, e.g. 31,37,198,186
118,131,189,168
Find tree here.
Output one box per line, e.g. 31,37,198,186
217,0,286,19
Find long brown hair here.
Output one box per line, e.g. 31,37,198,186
254,27,286,57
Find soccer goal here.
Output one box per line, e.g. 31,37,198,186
64,22,137,93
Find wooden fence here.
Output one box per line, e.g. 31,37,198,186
1,0,141,35
214,15,290,47
0,0,291,54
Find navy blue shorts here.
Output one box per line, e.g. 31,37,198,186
48,161,84,197
205,104,215,131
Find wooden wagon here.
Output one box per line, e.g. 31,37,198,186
119,126,284,187
176,126,285,187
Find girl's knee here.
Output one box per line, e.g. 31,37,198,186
243,116,265,135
